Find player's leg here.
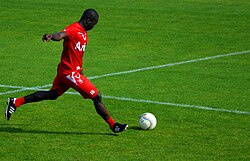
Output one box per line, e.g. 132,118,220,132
24,89,60,103
63,71,127,133
5,90,60,121
5,74,68,121
63,72,113,122
91,93,128,133
91,93,114,125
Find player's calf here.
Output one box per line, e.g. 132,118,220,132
24,90,59,103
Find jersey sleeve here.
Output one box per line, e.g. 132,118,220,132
61,25,74,39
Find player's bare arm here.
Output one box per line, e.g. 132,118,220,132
42,32,67,42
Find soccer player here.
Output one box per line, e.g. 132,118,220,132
5,9,128,133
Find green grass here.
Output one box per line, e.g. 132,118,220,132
1,0,250,160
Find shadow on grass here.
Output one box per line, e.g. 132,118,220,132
127,126,143,131
0,126,118,136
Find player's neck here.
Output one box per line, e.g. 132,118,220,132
78,21,86,30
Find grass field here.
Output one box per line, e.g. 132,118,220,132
1,0,250,160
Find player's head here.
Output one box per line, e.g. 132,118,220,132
79,9,99,31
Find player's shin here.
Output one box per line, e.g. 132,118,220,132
24,90,59,103
92,94,115,128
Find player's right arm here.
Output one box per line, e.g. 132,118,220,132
42,32,67,42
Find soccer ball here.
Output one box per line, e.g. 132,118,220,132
138,113,157,130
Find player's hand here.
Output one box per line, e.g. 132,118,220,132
42,34,52,42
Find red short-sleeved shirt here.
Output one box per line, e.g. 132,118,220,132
51,22,98,98
57,22,88,74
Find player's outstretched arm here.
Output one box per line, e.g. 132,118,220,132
42,32,67,42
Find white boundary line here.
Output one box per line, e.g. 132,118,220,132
88,50,250,80
103,95,250,115
0,85,250,115
58,91,250,115
1,50,250,115
0,84,51,95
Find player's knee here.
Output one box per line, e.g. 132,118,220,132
92,93,102,104
49,90,60,100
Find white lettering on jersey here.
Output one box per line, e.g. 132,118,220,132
78,32,87,40
75,41,86,52
66,72,83,85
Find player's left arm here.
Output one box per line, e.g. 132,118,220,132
42,32,67,42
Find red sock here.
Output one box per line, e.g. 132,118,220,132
14,97,25,108
106,117,115,129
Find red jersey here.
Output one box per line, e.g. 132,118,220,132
57,22,88,74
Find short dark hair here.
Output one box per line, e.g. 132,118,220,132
80,9,99,21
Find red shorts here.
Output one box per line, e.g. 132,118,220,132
51,71,98,99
